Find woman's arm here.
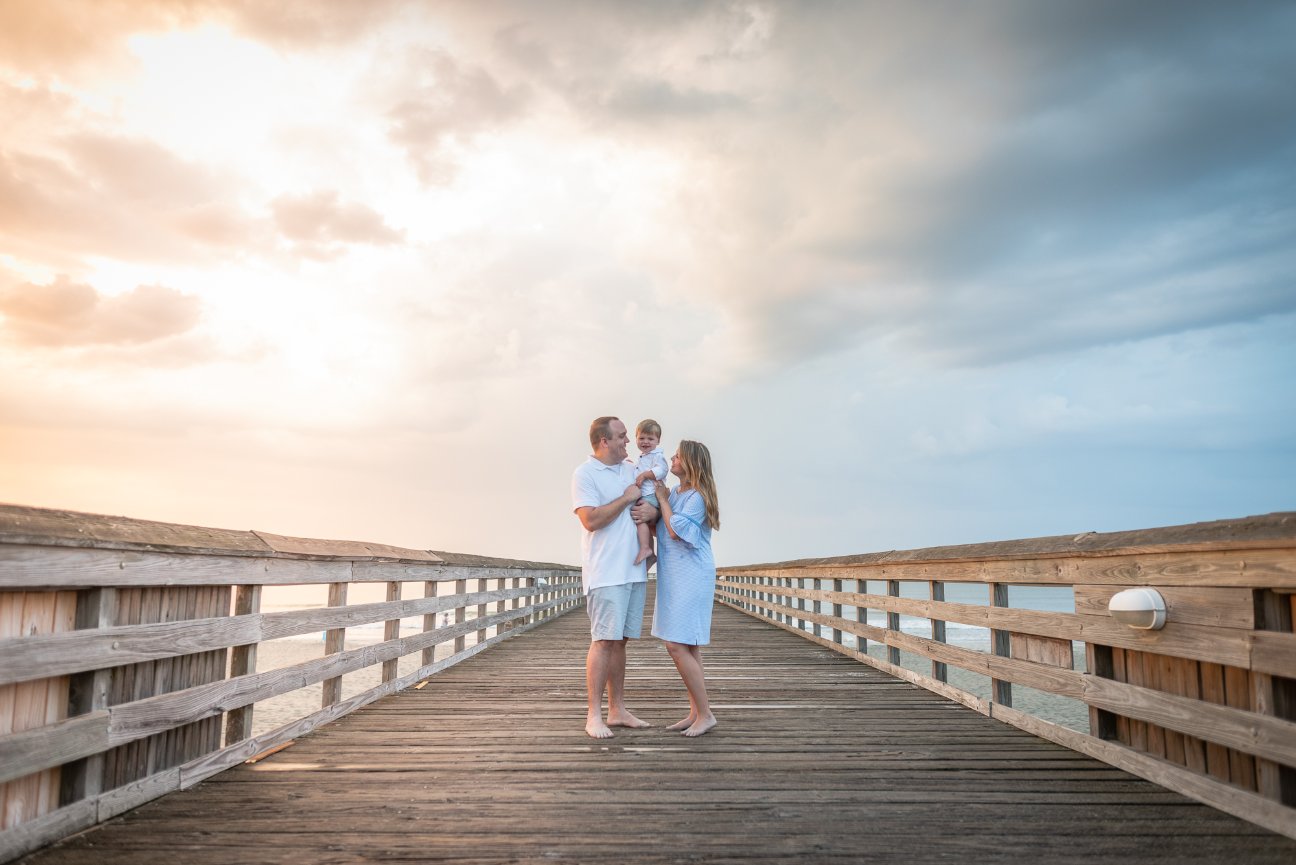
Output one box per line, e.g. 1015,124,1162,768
658,489,680,541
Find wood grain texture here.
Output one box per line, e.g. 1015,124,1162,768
15,588,1296,865
718,581,1254,667
725,548,1296,588
1075,584,1255,628
720,512,1296,571
0,591,76,827
251,532,442,562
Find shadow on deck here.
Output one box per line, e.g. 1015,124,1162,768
19,588,1296,864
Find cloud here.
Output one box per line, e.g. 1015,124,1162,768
0,276,201,348
0,0,403,74
0,132,262,266
559,0,1296,373
271,190,403,259
385,49,531,184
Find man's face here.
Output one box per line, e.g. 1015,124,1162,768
604,420,629,462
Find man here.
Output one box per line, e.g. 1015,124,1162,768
571,416,657,738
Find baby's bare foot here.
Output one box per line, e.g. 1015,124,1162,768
633,547,652,565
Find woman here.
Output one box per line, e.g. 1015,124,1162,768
650,439,721,737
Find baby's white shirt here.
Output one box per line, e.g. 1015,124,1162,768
632,448,669,497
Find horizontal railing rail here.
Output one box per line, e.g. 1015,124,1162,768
716,513,1296,840
0,504,583,862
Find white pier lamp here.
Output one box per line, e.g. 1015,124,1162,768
1107,587,1167,630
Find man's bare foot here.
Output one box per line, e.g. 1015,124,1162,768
633,547,652,565
586,717,614,739
665,715,695,731
682,714,717,737
607,710,651,728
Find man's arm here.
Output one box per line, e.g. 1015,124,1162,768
575,484,640,532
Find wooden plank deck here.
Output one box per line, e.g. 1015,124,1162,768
18,589,1296,864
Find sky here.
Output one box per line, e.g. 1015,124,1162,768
1,0,1293,567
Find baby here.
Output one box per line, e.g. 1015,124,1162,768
631,418,669,566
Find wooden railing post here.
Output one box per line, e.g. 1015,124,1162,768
832,578,843,645
223,585,261,745
990,582,1012,708
422,580,438,667
856,580,868,655
1255,589,1296,805
931,581,947,683
475,578,488,646
811,577,821,638
322,583,348,707
61,588,115,803
799,577,808,632
382,581,401,683
454,579,467,653
886,580,900,666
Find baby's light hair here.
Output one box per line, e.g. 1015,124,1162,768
636,418,661,438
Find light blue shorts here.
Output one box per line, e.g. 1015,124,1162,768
587,582,647,641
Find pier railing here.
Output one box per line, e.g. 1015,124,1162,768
0,504,582,862
716,513,1296,838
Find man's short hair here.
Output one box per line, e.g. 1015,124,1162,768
589,416,619,449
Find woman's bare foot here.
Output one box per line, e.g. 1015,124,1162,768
665,715,695,731
682,714,717,737
607,710,651,728
633,547,652,565
586,716,614,739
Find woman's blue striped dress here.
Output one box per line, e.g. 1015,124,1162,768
650,488,716,646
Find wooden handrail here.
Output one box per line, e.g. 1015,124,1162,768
0,504,583,862
716,511,1296,839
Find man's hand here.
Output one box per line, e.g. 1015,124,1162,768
630,499,658,524
576,485,642,533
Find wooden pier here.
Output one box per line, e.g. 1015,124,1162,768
3,506,1296,862
12,587,1296,864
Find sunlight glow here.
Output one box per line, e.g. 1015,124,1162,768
124,27,331,174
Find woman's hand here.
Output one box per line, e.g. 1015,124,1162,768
653,487,682,540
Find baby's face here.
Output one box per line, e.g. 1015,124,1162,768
636,431,660,453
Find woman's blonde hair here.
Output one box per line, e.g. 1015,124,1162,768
676,440,720,530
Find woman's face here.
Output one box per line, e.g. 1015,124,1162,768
669,451,683,479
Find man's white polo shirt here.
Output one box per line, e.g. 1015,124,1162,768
571,456,647,595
